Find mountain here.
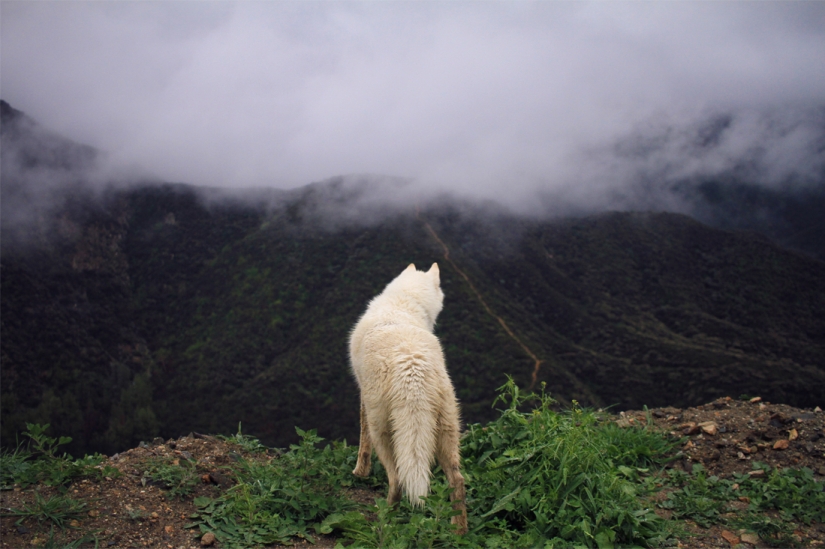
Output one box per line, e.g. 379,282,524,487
2,101,824,455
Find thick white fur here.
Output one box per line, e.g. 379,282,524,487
350,263,467,533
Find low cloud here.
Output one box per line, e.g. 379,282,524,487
2,2,824,214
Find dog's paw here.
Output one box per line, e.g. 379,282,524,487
352,466,370,478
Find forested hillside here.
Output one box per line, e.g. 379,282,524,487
2,100,824,456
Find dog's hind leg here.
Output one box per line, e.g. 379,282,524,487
370,421,402,505
436,411,468,534
353,399,372,477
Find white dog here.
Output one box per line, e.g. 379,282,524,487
350,263,467,534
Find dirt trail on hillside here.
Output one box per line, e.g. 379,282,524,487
416,212,602,406
415,211,544,388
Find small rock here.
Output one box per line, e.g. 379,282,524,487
698,421,718,436
150,511,160,519
788,428,799,441
748,469,766,478
70,519,81,528
773,439,789,450
740,532,760,545
720,529,740,545
201,532,216,546
615,418,634,428
208,471,231,487
770,412,792,424
815,406,822,413
16,525,30,534
680,422,700,435
749,396,762,403
164,525,174,534
88,509,100,518
817,466,825,476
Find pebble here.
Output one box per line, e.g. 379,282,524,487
680,422,700,435
201,532,216,546
741,532,760,545
773,439,789,450
720,529,739,545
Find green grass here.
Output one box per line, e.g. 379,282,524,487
660,461,824,545
2,492,87,529
141,455,202,500
188,379,682,548
0,423,119,490
186,379,824,548
187,427,366,547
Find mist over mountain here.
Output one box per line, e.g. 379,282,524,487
1,101,823,456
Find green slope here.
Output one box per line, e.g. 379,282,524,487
2,182,824,455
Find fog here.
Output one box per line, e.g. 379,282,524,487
2,2,824,213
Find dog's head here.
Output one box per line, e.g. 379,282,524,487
389,263,444,326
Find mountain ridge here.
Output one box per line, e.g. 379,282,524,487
1,101,823,455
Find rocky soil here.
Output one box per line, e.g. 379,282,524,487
2,397,823,549
621,396,825,548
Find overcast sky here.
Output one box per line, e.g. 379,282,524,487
2,1,824,210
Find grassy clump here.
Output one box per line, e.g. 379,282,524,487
141,454,202,500
186,427,369,547
0,423,118,490
453,379,677,548
3,492,87,529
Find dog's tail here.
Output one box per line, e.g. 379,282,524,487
390,351,439,507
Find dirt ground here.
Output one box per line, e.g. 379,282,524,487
622,396,825,548
1,396,823,549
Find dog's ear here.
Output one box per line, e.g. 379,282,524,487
405,263,416,273
428,263,440,285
